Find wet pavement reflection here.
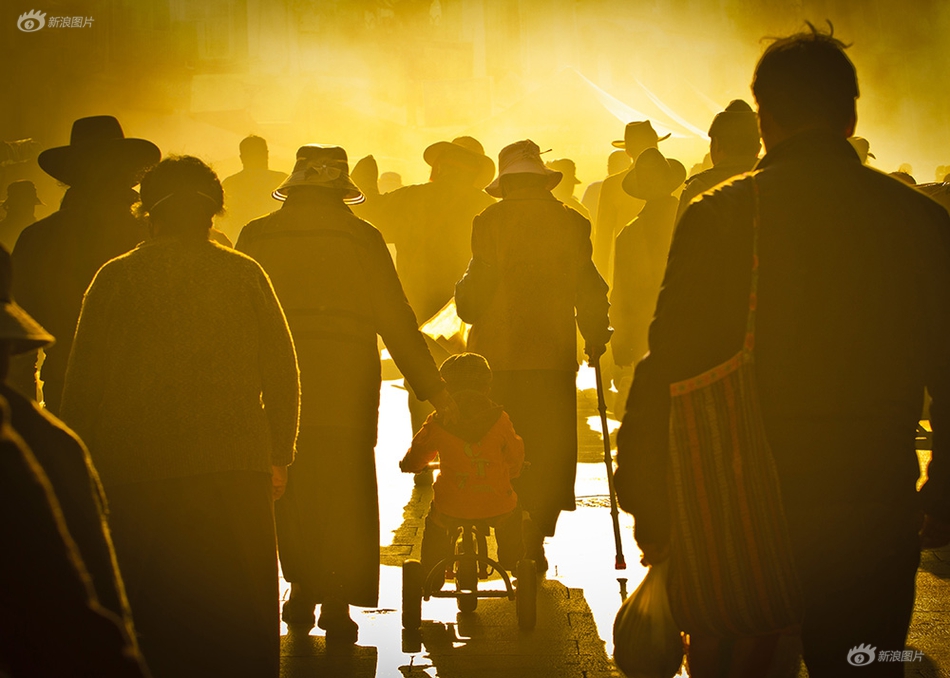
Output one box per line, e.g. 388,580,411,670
278,367,657,677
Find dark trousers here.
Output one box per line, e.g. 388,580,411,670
793,502,920,677
275,426,380,607
421,503,524,572
490,369,578,537
107,471,279,678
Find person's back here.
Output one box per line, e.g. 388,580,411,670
403,388,523,520
238,188,441,429
10,116,159,413
461,185,597,372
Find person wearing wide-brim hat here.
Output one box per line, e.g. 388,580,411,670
237,143,455,643
677,99,761,222
547,158,590,220
350,136,496,432
10,115,160,415
594,120,672,280
610,149,686,404
456,139,611,572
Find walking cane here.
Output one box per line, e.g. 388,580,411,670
593,355,627,570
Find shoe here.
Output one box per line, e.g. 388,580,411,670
318,602,359,644
282,594,316,627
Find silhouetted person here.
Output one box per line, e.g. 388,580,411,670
61,156,299,678
610,148,686,383
616,26,950,677
218,135,288,242
581,150,630,228
378,171,403,194
676,99,761,222
594,121,670,279
352,137,495,431
456,140,611,571
0,244,134,634
547,158,590,219
237,145,454,643
0,393,149,678
0,180,42,249
11,116,160,414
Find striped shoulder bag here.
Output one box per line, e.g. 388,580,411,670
665,175,803,637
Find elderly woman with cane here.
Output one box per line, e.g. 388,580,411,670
456,139,611,572
61,156,300,678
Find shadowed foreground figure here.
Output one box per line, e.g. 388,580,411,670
11,116,159,414
0,244,135,634
457,139,611,571
238,145,453,643
0,393,148,677
61,156,299,678
615,26,950,677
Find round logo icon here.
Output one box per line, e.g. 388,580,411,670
17,10,47,32
847,644,877,667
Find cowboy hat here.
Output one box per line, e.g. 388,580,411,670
612,121,671,154
0,246,53,354
708,99,759,142
486,140,561,198
423,137,496,190
38,116,160,186
622,148,686,201
273,145,364,204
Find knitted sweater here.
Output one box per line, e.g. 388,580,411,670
60,236,300,488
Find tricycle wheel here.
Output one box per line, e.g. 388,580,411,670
516,559,537,630
402,559,424,630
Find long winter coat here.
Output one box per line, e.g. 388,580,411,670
11,187,146,413
237,190,444,429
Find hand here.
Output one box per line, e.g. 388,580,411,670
638,542,669,567
585,343,607,365
920,513,950,549
271,465,289,501
429,387,459,426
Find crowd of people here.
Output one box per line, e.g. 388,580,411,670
1,23,949,678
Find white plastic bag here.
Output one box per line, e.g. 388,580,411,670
613,561,684,678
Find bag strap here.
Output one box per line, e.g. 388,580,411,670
743,175,760,355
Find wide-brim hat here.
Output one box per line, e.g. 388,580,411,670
612,120,671,153
622,148,686,201
486,139,562,198
0,247,53,354
273,145,364,204
424,137,496,190
1,180,43,209
38,116,160,186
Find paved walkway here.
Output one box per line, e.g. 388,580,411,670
278,371,950,677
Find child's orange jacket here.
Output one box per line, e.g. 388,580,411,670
400,391,524,519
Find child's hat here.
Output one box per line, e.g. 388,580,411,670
439,353,492,391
